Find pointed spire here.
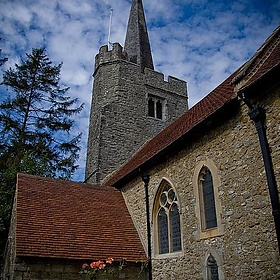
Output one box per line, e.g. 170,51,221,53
124,0,154,72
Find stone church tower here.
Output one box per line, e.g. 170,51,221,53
85,0,188,184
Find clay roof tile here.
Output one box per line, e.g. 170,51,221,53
15,173,145,262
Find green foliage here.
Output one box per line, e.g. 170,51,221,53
0,38,8,66
0,47,84,262
0,47,84,179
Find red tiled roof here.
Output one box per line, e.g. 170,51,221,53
15,173,145,262
234,25,280,89
104,25,280,188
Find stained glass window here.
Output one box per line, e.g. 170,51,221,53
158,208,169,254
201,168,217,229
156,183,182,254
170,203,181,252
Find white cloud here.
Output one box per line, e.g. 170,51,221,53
0,0,279,181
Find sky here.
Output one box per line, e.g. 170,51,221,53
0,0,279,182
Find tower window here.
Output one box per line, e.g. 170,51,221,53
156,100,162,119
148,96,165,120
148,98,155,118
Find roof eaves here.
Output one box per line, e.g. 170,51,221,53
237,62,280,97
232,25,280,85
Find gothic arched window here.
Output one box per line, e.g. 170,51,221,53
207,253,219,280
199,167,217,230
155,182,182,255
193,160,224,240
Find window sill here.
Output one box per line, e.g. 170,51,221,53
153,251,184,260
147,116,165,121
197,226,224,240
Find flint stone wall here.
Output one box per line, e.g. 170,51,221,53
121,85,280,279
10,257,145,280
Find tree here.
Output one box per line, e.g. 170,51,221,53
0,47,84,180
0,38,8,66
0,48,84,260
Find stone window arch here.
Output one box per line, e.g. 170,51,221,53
203,250,224,280
193,159,224,239
207,253,219,279
153,179,182,256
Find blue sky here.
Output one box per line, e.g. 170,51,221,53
0,0,279,182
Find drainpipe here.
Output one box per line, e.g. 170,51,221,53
240,94,280,253
142,173,152,280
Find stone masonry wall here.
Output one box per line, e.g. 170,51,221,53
11,257,145,280
85,43,188,184
121,85,280,279
2,188,17,280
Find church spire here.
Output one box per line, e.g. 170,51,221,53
124,0,154,72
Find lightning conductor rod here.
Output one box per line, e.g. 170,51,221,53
107,8,113,50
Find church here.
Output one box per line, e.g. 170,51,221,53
2,0,280,279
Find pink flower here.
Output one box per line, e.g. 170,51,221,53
90,261,99,268
106,258,114,264
99,262,106,269
82,263,89,269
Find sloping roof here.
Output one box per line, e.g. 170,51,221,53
15,173,145,262
232,25,280,87
104,25,280,188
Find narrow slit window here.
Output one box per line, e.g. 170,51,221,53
156,100,163,119
148,98,155,117
200,168,217,229
207,254,219,280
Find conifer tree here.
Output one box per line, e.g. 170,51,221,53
0,38,8,66
0,48,84,180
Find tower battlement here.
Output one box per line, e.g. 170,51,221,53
94,44,187,96
95,43,127,70
144,68,187,96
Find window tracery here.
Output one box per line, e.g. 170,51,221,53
155,182,182,255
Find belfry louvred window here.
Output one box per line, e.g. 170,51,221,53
156,100,162,119
148,96,164,120
156,183,182,254
148,98,155,118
